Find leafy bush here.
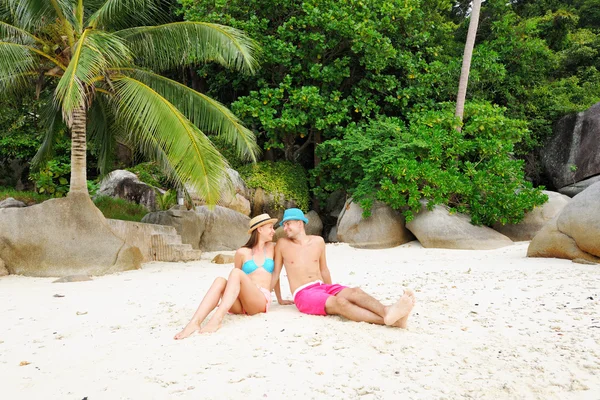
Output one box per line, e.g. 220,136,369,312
93,195,149,222
315,102,548,226
156,189,178,211
29,159,70,197
239,161,309,211
126,162,171,189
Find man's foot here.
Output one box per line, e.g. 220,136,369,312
174,322,201,340
384,289,416,327
199,317,223,334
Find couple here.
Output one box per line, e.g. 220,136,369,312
174,208,416,339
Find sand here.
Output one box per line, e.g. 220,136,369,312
1,241,599,399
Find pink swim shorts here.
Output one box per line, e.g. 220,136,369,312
293,281,348,315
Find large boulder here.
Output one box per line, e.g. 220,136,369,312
0,193,143,277
0,257,8,276
274,210,323,241
527,217,600,262
195,206,250,250
492,191,570,241
97,170,156,210
0,197,26,209
406,204,513,250
337,200,414,249
249,187,298,221
143,205,250,251
529,181,600,261
559,175,600,197
541,102,600,192
142,208,204,250
187,168,251,216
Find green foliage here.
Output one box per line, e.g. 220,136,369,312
156,189,178,211
239,161,309,211
28,159,70,197
0,187,52,205
126,162,171,189
181,0,457,161
315,102,548,226
93,195,149,222
1,0,260,202
0,96,42,161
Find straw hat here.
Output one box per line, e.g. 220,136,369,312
247,213,278,234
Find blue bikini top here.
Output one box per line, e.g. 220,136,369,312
242,249,275,274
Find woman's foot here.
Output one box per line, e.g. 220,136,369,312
174,321,201,340
200,315,223,333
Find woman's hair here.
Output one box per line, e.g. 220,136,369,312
242,230,259,249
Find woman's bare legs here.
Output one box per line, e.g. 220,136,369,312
200,269,267,333
174,277,227,340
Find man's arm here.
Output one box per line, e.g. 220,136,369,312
272,240,293,305
318,238,332,284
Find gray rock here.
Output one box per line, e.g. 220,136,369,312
406,203,513,250
558,175,600,197
337,200,415,249
542,102,600,190
528,181,600,261
0,197,26,208
0,257,7,276
98,169,156,210
143,205,250,251
249,187,298,221
142,208,205,250
274,210,323,241
327,226,338,243
187,168,251,215
212,254,235,264
527,217,600,262
493,191,570,241
195,206,250,251
0,193,143,277
53,275,93,283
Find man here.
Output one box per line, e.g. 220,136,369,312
271,208,415,328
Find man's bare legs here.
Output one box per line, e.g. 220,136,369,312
174,277,227,340
326,287,415,328
200,268,268,333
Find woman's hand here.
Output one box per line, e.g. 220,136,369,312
278,299,294,305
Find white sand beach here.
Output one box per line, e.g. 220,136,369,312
1,241,599,399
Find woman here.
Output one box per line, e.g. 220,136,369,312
174,213,291,338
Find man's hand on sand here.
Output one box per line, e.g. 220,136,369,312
278,299,294,305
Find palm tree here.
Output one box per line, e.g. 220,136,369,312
0,0,260,204
455,0,482,128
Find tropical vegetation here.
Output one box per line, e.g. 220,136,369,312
2,0,599,226
0,0,260,205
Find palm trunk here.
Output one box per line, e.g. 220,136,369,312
455,0,482,129
68,105,88,195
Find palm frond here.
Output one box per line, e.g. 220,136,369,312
86,0,169,31
0,21,44,45
55,29,131,121
0,70,38,97
2,0,73,32
115,68,260,162
115,22,259,74
112,75,229,204
31,99,65,169
0,42,37,94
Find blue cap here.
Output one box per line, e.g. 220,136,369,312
280,208,308,226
